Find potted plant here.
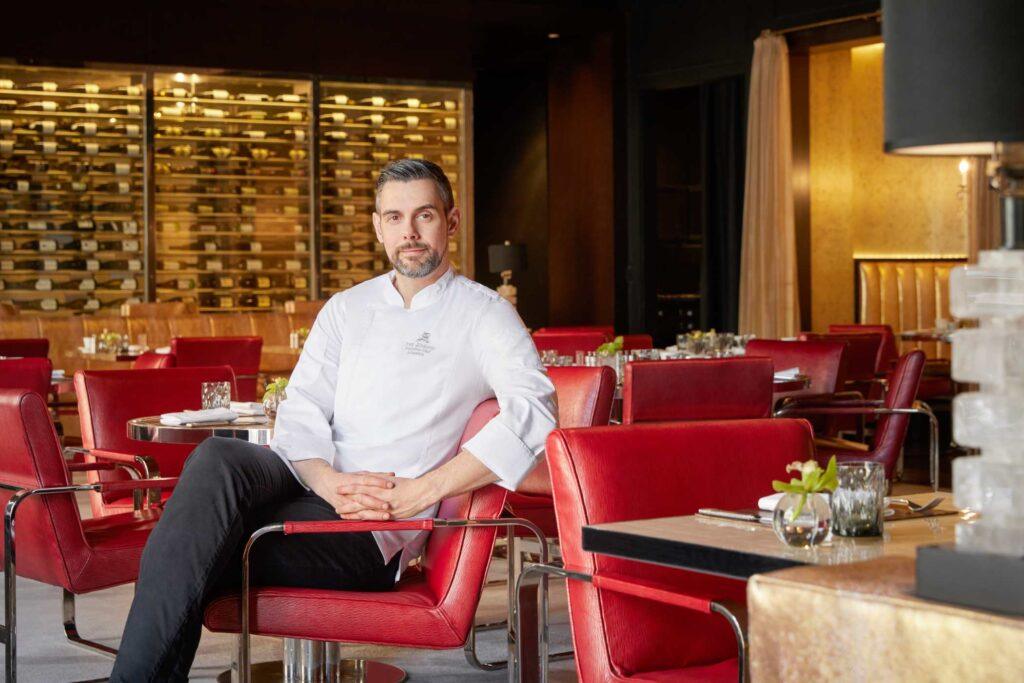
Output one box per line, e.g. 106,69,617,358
262,377,288,418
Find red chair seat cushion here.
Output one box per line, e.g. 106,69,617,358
626,658,738,682
98,489,173,516
72,508,160,593
204,574,468,648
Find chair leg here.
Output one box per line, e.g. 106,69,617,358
62,590,117,659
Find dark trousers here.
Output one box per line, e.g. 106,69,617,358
109,437,399,683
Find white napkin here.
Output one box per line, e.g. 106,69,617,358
154,346,171,354
51,369,65,379
758,492,785,511
229,401,265,417
160,407,237,426
773,367,800,381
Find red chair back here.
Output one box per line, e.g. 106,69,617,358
0,338,49,359
548,366,617,429
132,351,176,369
532,331,608,356
0,357,53,398
870,351,926,479
745,339,847,397
800,332,882,383
547,419,814,680
620,334,654,350
421,399,508,635
171,336,262,400
0,389,88,590
828,323,898,374
75,366,237,515
623,357,773,424
536,326,614,339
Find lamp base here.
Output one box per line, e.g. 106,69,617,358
916,543,1024,616
497,281,518,307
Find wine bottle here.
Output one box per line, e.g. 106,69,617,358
108,104,141,116
28,120,56,135
19,220,55,231
100,258,142,272
66,102,99,113
93,162,133,175
199,274,235,289
59,258,101,272
239,274,272,289
104,143,141,157
236,241,262,253
71,121,98,135
19,298,59,312
65,297,101,312
111,85,142,96
96,220,138,234
238,293,272,308
4,180,42,192
95,181,133,194
198,293,234,309
104,276,139,291
159,277,196,290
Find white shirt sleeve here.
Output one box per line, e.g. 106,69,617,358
462,297,558,490
269,296,343,473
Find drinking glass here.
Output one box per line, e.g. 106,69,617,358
135,333,148,350
574,350,586,366
540,349,558,366
201,381,232,410
831,462,886,537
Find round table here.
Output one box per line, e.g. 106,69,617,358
127,416,403,683
127,416,274,445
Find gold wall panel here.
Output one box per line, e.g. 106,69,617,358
809,43,967,330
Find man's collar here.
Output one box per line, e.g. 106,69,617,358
380,265,455,310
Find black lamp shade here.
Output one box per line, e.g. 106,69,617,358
488,242,526,273
884,0,1024,155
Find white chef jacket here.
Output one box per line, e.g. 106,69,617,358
269,266,558,571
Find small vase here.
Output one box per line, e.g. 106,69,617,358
772,492,831,548
262,387,286,418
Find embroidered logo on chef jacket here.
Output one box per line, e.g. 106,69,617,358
404,331,435,356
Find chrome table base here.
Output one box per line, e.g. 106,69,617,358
217,639,406,683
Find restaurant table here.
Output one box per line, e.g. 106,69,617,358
747,556,1024,682
128,415,274,446
67,349,141,363
582,492,957,579
899,328,954,343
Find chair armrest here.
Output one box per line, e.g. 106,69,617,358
66,462,119,473
95,477,178,494
283,519,435,535
779,398,884,410
589,571,720,614
776,405,881,417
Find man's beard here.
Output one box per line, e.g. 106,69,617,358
390,240,443,278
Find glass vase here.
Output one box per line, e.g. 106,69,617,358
772,492,831,548
262,387,286,419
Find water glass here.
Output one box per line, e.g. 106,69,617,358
201,381,232,410
540,349,559,366
831,462,886,537
82,336,96,354
574,350,586,366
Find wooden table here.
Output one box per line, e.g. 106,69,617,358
899,329,954,343
67,349,141,363
582,492,958,579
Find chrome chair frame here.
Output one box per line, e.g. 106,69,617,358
515,562,749,683
236,518,547,683
775,399,940,490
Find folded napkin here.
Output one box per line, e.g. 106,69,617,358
758,492,785,511
51,369,65,379
154,345,172,354
773,367,800,381
160,407,237,426
229,401,265,417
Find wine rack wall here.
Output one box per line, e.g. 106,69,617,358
0,64,472,315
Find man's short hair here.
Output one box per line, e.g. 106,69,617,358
374,158,455,214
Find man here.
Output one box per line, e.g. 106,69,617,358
110,159,557,681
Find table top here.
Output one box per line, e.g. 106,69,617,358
772,375,811,392
582,492,958,580
128,415,274,445
899,329,954,343
67,349,141,362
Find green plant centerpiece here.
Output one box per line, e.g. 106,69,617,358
262,377,289,418
770,456,838,548
595,335,624,356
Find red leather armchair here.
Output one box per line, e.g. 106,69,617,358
537,419,815,681
827,324,898,374
171,336,262,401
622,357,774,424
0,388,176,678
132,351,176,369
203,399,538,681
777,351,932,486
0,338,49,359
535,326,614,339
0,357,53,398
75,366,237,516
532,331,608,356
744,339,847,403
800,332,883,394
620,334,654,351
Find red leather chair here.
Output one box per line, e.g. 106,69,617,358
622,357,774,424
0,357,53,398
132,351,176,369
827,324,898,374
536,326,614,339
0,388,176,678
828,324,953,400
75,366,237,517
203,399,538,679
620,334,654,351
542,419,815,681
0,338,49,359
508,366,618,537
777,351,932,485
171,336,262,401
744,339,847,404
532,331,608,357
799,332,882,394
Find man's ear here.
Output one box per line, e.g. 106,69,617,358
371,212,384,242
446,207,461,237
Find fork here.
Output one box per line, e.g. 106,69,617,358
889,497,944,513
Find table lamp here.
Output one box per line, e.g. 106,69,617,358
884,0,1024,614
488,241,526,307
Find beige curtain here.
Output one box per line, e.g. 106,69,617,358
739,32,799,338
967,157,1000,261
